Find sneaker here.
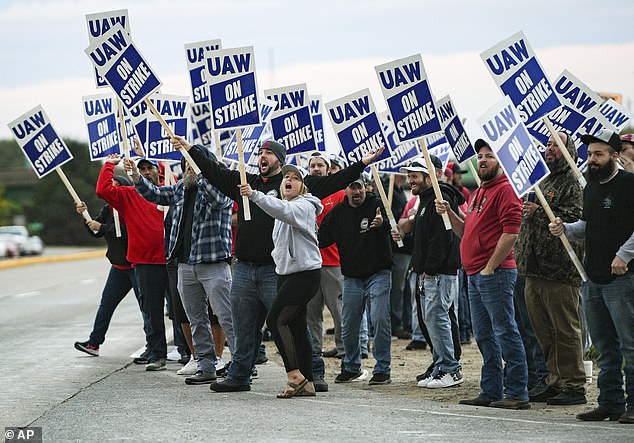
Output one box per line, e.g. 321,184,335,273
145,359,167,371
405,340,427,351
215,358,226,372
369,373,391,385
217,361,231,378
334,369,368,383
314,375,329,392
209,379,251,392
166,347,181,361
528,385,559,402
619,408,634,424
546,390,587,406
251,367,258,379
74,341,99,357
426,370,464,389
176,356,198,376
416,367,434,387
178,353,191,365
133,349,150,365
489,398,531,410
255,353,268,365
185,370,217,385
576,406,622,421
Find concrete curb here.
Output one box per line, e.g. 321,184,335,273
0,249,106,270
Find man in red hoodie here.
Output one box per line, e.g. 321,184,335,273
436,139,528,410
96,155,168,371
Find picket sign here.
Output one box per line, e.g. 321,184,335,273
116,98,134,178
214,130,222,159
375,54,450,230
387,174,396,208
236,129,251,221
542,118,586,188
145,98,200,175
369,165,403,248
113,208,121,237
55,168,92,222
533,186,587,281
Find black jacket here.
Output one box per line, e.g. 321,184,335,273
189,146,367,264
410,182,464,275
84,204,131,267
319,193,393,278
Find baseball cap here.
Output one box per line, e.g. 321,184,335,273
281,164,307,181
474,139,491,152
348,175,366,187
329,155,347,168
447,161,467,174
137,158,159,168
399,155,442,175
581,128,622,152
620,133,634,146
309,151,331,168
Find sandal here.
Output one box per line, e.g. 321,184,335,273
294,381,316,397
276,378,308,399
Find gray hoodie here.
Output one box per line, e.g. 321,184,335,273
249,191,323,275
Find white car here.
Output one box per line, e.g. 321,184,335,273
0,236,19,258
0,226,44,256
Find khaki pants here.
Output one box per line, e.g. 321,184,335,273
525,277,586,393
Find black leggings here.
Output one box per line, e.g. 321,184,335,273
267,269,320,381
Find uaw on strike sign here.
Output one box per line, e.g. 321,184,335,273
85,9,130,89
265,84,317,155
8,106,73,178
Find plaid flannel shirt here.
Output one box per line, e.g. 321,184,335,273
135,176,233,264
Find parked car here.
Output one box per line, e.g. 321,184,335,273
0,235,19,258
0,226,44,256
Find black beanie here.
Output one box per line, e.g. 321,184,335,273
259,140,286,164
113,175,133,186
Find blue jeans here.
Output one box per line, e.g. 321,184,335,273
584,273,634,412
90,266,144,346
513,275,548,390
423,274,460,374
342,270,392,375
408,272,425,342
458,267,472,343
135,264,168,363
227,261,278,384
469,268,528,401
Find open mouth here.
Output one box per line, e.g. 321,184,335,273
285,182,292,190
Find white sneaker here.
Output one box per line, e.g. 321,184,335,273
215,358,226,372
353,369,369,382
166,347,181,361
417,373,434,388
176,356,198,375
426,370,464,389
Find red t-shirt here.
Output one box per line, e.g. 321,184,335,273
461,174,522,275
318,190,346,266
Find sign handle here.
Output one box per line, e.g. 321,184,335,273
467,160,481,187
387,174,395,208
418,138,452,230
55,167,92,222
542,118,586,188
236,128,251,221
145,98,201,175
113,208,122,238
117,99,133,176
214,130,222,159
370,165,403,248
533,186,587,282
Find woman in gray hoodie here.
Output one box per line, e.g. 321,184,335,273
239,164,323,398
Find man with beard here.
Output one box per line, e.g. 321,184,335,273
171,136,384,392
396,157,465,389
550,129,634,423
516,131,586,405
436,139,528,409
124,148,234,385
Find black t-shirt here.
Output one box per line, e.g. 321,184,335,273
582,170,634,283
174,186,198,263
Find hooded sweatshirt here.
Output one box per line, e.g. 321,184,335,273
249,191,323,275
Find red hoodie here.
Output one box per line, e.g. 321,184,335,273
317,190,345,266
461,174,521,275
96,163,166,265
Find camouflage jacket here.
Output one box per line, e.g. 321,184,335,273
516,152,584,286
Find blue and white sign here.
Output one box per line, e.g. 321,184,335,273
436,95,476,164
85,22,162,109
477,96,550,198
375,113,419,173
425,132,447,149
115,101,140,156
429,143,452,172
185,39,222,104
85,9,130,89
83,93,120,160
145,94,189,162
205,46,260,129
223,98,276,164
7,106,73,178
574,109,617,171
265,84,317,155
375,54,442,143
325,88,390,165
526,70,603,147
191,102,213,146
481,31,561,126
309,95,325,152
599,99,632,131
129,100,148,153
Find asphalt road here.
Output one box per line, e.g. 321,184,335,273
0,257,631,442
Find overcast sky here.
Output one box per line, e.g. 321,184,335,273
1,0,633,149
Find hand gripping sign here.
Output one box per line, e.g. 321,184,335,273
205,45,261,220
309,95,326,152
375,54,450,230
325,89,402,247
480,32,585,188
264,84,317,156
477,96,587,282
8,106,93,222
82,93,121,160
85,9,130,89
436,95,479,185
